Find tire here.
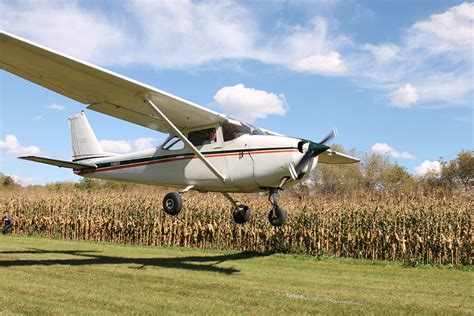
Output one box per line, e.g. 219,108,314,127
232,204,251,224
268,206,286,227
162,192,183,216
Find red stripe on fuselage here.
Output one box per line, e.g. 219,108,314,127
76,149,298,175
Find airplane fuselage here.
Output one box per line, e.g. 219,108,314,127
76,135,317,192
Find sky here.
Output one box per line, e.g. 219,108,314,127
0,0,473,185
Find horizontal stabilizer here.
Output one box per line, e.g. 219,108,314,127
19,156,96,170
318,150,359,164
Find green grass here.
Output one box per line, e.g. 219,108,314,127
0,235,472,315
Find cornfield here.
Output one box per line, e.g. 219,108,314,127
1,190,472,265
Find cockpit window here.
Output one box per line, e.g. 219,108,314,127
161,136,184,150
222,119,267,142
188,128,217,146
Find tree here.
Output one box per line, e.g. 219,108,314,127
75,178,100,191
360,152,391,191
2,176,16,187
311,144,363,194
381,164,414,191
0,173,19,187
440,150,473,190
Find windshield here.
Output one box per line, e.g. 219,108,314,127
222,119,268,142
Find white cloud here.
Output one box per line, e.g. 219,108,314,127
0,0,128,64
417,73,473,105
390,84,420,108
100,138,156,154
8,174,35,186
292,51,347,75
47,103,65,111
213,84,287,122
133,138,156,151
33,115,44,121
414,160,441,176
0,134,40,156
123,0,258,68
0,0,346,76
261,17,349,69
125,3,350,72
412,2,473,47
0,1,470,109
350,3,473,108
371,143,415,160
362,44,400,63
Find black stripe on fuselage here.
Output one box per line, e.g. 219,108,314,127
93,147,297,169
73,155,111,162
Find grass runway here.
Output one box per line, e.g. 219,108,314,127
0,235,472,314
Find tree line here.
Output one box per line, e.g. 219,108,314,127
292,148,472,197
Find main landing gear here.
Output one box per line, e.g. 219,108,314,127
232,204,251,224
162,186,286,227
162,185,194,216
162,192,183,215
267,189,286,227
222,192,251,225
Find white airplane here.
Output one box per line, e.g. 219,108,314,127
0,31,359,226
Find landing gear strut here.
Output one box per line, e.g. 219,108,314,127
222,192,251,224
268,189,286,227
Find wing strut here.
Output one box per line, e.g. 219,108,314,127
144,95,226,182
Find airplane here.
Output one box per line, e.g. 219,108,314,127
0,31,359,227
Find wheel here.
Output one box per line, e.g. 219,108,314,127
162,192,183,215
268,206,286,227
232,204,251,224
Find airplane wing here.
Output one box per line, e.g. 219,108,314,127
0,31,226,133
318,150,360,164
19,156,96,170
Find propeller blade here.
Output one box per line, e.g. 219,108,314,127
294,142,330,175
294,150,314,175
294,129,337,177
319,128,337,145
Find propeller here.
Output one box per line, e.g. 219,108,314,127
293,128,337,178
318,128,338,145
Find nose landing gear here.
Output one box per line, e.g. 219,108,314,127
268,189,286,227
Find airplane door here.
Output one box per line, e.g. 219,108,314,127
225,142,258,189
184,143,227,180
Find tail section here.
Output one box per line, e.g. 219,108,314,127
69,111,104,161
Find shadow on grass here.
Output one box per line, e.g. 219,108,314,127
0,248,270,274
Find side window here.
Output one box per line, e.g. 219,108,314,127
162,137,184,150
188,128,216,146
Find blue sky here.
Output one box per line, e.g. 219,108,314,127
1,0,473,185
